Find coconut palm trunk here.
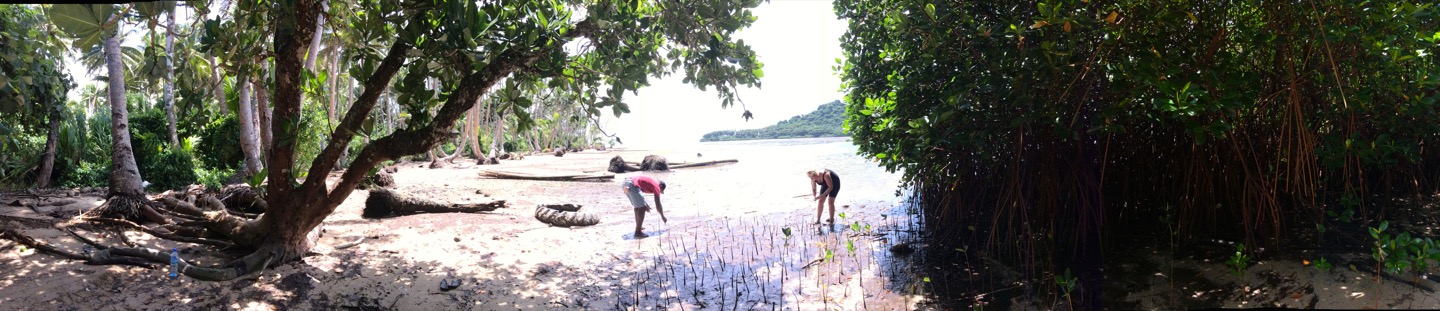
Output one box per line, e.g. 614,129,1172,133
104,31,145,196
163,9,178,146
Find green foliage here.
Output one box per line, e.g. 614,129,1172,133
1313,257,1332,272
290,101,329,177
1055,268,1077,298
195,114,243,170
59,159,110,188
1227,243,1250,277
194,166,235,191
835,0,1440,282
1369,220,1440,275
701,100,846,142
0,133,45,187
140,145,198,190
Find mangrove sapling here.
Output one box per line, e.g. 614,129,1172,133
1055,268,1077,311
1314,257,1333,272
1227,243,1251,277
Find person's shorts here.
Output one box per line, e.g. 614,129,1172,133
819,171,841,198
623,177,650,212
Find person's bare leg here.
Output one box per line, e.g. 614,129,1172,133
815,199,825,224
826,196,837,223
634,208,648,238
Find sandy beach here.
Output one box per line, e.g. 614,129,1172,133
1,140,927,310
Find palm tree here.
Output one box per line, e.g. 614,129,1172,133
48,4,154,220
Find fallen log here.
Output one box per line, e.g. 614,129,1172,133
534,204,599,227
480,169,615,181
363,188,508,218
667,159,739,169
622,159,739,169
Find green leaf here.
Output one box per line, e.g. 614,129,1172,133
47,4,115,50
925,4,936,20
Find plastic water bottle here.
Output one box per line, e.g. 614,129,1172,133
169,248,179,279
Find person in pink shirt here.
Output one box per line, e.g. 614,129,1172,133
622,175,668,238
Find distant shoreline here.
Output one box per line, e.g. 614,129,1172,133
697,134,848,143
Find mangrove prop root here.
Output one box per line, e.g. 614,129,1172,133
363,188,508,218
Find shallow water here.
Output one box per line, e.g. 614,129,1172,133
599,138,940,309
618,137,907,218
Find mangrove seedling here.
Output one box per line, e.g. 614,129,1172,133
1227,243,1250,276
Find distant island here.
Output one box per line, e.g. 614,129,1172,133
700,100,845,142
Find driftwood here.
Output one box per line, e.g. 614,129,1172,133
363,188,508,218
667,159,739,168
533,204,599,227
481,169,615,181
609,155,737,172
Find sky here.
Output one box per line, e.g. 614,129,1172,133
601,0,850,148
61,1,850,149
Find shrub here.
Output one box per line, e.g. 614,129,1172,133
59,160,110,188
141,146,198,191
196,115,243,170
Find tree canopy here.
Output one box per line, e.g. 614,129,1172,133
700,100,844,141
837,0,1440,307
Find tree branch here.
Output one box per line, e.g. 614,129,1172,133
301,28,414,193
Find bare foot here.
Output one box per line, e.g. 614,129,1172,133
634,232,649,238
827,218,835,224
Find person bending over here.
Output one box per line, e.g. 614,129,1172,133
622,175,667,238
807,169,841,224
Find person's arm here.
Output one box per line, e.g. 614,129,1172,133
811,178,819,199
653,193,666,222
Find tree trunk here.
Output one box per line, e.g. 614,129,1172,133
256,66,273,162
105,31,144,196
163,9,178,146
34,105,61,189
213,56,227,114
236,74,263,177
194,3,600,280
363,188,507,218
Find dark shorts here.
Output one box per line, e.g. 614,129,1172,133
818,170,841,198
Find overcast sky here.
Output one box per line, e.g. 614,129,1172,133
63,1,848,149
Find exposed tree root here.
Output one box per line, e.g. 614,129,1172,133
608,155,642,173
362,188,508,218
639,154,668,171
333,236,365,249
86,193,168,225
0,229,88,261
69,217,234,248
221,185,267,213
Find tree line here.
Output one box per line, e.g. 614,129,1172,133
700,100,844,141
0,0,764,281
